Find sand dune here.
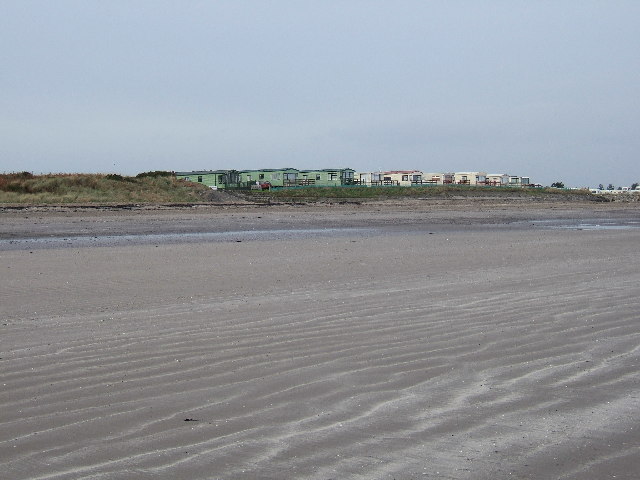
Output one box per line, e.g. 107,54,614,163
1,204,639,479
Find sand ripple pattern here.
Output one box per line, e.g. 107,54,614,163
2,229,640,479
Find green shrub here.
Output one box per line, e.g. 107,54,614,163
106,174,137,183
136,170,174,178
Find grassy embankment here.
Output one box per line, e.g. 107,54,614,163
245,184,596,201
0,172,210,204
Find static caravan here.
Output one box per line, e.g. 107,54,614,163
486,174,510,187
355,172,399,186
422,172,455,185
376,171,423,186
422,173,441,184
355,172,385,186
297,168,356,187
453,172,487,185
175,170,241,189
339,168,356,185
237,168,299,188
392,171,423,186
508,175,531,187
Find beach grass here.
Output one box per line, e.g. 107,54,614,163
0,172,210,204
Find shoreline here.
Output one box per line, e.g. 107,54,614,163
1,199,639,242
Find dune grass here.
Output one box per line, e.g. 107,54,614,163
0,172,210,204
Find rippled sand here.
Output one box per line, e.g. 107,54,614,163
1,203,639,479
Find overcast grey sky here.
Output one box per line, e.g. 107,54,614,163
1,1,638,187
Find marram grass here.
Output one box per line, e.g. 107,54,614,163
0,173,210,204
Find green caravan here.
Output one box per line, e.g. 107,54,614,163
238,168,299,188
174,170,241,189
175,167,355,189
295,168,356,187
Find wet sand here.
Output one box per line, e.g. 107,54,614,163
1,201,639,479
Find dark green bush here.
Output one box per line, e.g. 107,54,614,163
106,174,137,183
136,170,174,178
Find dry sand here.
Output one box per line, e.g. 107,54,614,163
1,201,639,479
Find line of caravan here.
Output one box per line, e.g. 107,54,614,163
355,171,532,187
175,168,356,189
589,187,640,194
175,168,533,190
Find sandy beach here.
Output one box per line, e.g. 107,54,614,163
1,200,639,479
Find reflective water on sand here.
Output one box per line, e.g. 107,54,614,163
530,219,640,230
0,228,377,251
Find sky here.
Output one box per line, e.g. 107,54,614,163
1,1,639,188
